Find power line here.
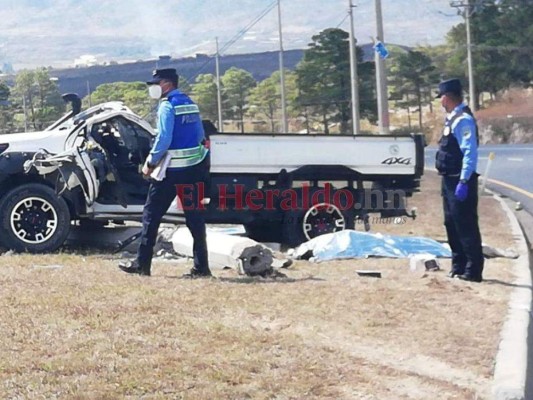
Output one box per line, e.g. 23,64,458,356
446,43,533,52
188,1,278,83
219,1,278,55
336,13,350,28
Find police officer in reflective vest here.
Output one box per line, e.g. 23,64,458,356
119,68,211,278
435,79,484,282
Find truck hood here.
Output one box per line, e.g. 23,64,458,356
0,130,67,154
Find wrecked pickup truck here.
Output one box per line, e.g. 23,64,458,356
0,95,424,253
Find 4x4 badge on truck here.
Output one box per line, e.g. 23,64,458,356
381,157,411,165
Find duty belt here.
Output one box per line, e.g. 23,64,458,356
168,145,207,168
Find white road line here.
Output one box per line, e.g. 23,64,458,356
507,157,524,162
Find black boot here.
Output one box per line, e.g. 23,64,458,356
180,268,213,279
457,274,482,283
118,260,151,276
448,264,465,278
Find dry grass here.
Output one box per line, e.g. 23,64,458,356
476,88,533,120
0,172,519,399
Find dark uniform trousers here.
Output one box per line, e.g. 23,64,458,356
442,174,484,279
137,158,209,273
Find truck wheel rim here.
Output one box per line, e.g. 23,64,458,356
10,197,58,244
303,203,345,241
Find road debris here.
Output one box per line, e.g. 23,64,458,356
482,244,519,259
172,228,282,276
356,270,382,278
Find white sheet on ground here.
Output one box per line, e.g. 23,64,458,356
295,230,452,261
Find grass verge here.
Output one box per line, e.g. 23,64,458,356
0,171,518,399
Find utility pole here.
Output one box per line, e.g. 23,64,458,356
348,0,360,135
374,0,390,134
22,95,28,132
215,37,224,132
277,0,288,133
451,0,478,111
86,80,92,107
465,3,475,111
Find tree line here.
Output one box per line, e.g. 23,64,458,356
0,69,64,134
1,0,531,135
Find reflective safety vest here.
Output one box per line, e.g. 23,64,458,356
166,91,208,169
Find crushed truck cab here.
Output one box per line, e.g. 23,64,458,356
0,96,424,253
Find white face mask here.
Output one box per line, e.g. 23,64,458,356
149,85,162,99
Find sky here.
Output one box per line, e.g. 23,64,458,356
0,0,463,69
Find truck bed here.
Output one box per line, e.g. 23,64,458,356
210,133,422,177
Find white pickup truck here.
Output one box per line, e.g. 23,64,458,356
0,95,424,253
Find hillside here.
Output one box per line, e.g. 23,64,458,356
477,89,533,144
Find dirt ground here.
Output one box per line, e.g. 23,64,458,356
0,171,520,399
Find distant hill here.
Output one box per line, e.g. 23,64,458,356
51,50,304,97
1,43,410,100
45,43,400,97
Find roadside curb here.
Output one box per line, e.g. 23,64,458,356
491,193,532,400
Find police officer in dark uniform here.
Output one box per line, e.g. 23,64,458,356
435,79,484,282
119,68,211,278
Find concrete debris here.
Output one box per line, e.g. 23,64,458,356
50,223,293,276
207,226,247,236
155,226,180,255
172,228,276,276
482,245,519,259
409,254,441,272
155,249,182,260
261,242,282,252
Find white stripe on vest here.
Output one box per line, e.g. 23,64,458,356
174,104,200,116
167,145,208,168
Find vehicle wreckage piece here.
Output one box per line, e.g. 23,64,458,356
25,147,99,206
172,228,274,276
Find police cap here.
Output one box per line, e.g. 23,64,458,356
146,68,179,85
436,78,462,98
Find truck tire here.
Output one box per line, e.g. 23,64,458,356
281,187,355,248
0,183,71,253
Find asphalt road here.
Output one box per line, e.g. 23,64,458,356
426,145,533,398
425,144,533,213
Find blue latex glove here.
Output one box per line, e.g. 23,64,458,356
455,181,468,201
